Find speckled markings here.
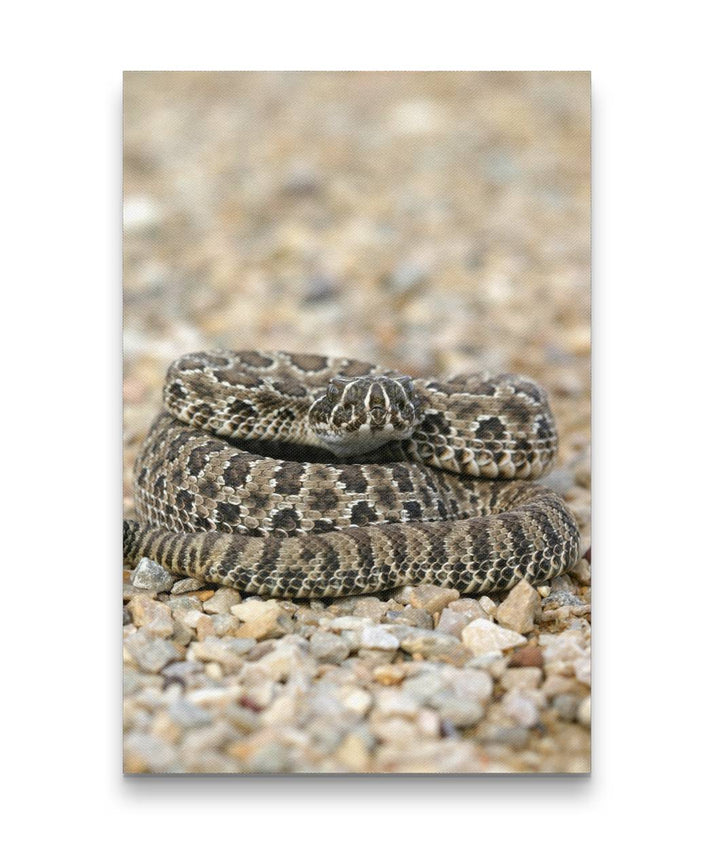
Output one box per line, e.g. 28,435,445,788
123,350,580,597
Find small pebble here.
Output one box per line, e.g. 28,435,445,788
407,585,460,614
502,688,541,728
231,600,290,639
309,630,351,664
203,588,241,614
360,626,400,651
577,695,591,728
461,618,527,656
130,558,176,593
496,580,540,634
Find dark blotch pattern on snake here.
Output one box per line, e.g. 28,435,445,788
123,350,580,598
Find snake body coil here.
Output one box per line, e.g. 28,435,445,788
123,350,580,598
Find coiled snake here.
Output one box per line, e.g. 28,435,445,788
123,350,580,598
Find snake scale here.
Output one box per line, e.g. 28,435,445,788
123,349,580,598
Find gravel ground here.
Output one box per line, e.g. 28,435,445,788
123,71,590,774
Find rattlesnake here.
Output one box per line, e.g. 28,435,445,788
123,349,580,598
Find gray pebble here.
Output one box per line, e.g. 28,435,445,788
553,693,580,722
309,630,351,664
360,626,400,651
168,698,214,729
437,697,484,728
130,558,176,593
124,732,178,773
124,631,180,673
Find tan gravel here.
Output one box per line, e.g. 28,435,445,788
123,71,590,774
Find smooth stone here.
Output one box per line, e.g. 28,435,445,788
553,693,580,722
577,695,591,728
360,626,400,651
309,630,351,664
437,697,484,728
500,667,543,691
502,688,541,728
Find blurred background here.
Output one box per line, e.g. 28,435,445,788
123,71,590,524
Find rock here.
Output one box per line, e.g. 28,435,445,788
339,687,373,716
231,599,290,639
574,655,591,686
542,590,584,609
496,580,540,634
360,625,400,651
508,645,544,668
500,667,543,691
385,607,434,629
447,598,491,622
335,732,371,771
477,722,530,749
124,732,177,773
553,694,580,722
403,671,450,705
478,596,497,618
435,608,470,638
326,615,373,632
577,695,591,728
210,613,240,637
127,594,174,638
189,636,254,670
542,674,581,698
502,688,541,728
398,629,470,665
449,669,493,703
124,632,181,673
203,587,241,614
255,642,309,682
304,273,339,303
168,698,213,729
177,608,204,629
437,697,484,728
461,618,527,656
130,558,176,593
407,585,460,614
373,663,405,687
165,595,203,620
123,194,163,232
309,630,350,664
466,651,504,669
351,597,389,621
569,558,592,585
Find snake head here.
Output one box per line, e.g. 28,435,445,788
308,374,420,456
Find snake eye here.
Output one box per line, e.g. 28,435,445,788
401,403,415,422
326,384,339,403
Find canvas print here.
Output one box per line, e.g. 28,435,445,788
123,71,591,774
